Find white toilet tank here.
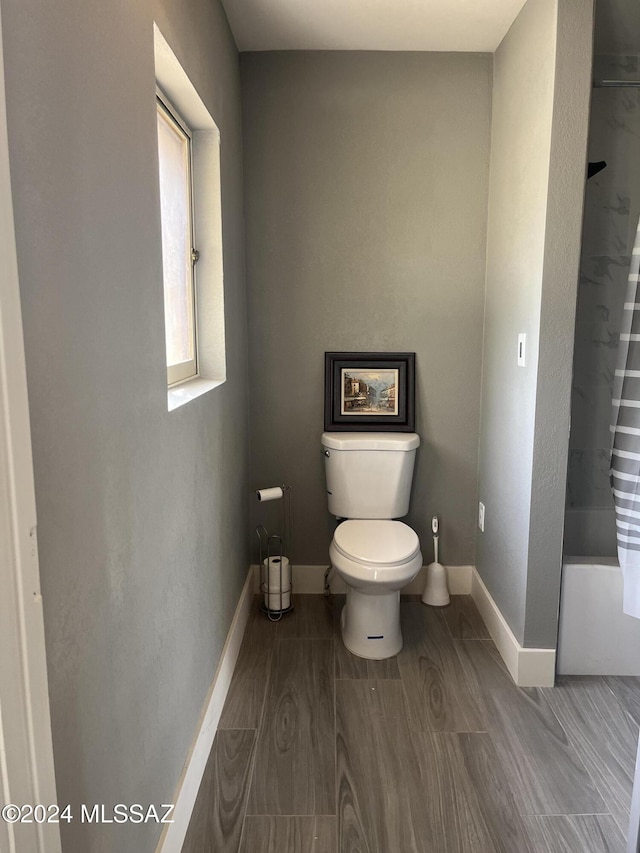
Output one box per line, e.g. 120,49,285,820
321,432,420,519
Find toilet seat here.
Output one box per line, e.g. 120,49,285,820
330,520,422,594
333,519,420,566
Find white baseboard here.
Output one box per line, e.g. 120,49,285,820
251,563,473,596
155,567,254,853
470,567,556,687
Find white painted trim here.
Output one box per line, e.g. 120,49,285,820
0,5,61,849
470,568,556,687
251,564,473,596
155,567,253,853
167,377,224,411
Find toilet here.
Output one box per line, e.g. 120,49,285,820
322,431,422,659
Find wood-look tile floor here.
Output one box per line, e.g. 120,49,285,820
182,595,639,853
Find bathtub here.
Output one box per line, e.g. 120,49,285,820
557,556,640,675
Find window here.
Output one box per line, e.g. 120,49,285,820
154,24,226,410
156,92,198,386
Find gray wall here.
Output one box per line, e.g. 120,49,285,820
0,0,249,851
477,0,593,647
242,51,492,567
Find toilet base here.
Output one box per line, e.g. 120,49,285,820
341,587,402,659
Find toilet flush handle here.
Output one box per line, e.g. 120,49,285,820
322,449,330,457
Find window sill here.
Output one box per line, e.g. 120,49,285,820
167,376,225,411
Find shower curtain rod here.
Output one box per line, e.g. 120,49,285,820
594,79,640,88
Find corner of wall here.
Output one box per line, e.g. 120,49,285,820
523,0,594,648
476,0,594,650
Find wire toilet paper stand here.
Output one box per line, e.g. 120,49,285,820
255,484,293,621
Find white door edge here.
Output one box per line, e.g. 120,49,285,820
0,4,61,850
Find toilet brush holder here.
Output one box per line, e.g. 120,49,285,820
421,516,450,607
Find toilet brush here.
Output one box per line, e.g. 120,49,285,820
421,515,450,607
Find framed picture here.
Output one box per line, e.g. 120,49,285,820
324,352,415,432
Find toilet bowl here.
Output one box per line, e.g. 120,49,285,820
330,519,422,659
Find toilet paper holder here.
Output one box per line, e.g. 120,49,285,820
255,484,293,621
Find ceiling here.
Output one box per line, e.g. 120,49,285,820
221,0,529,53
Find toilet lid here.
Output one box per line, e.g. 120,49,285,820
333,520,420,566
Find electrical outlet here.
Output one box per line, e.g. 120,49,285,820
478,502,485,532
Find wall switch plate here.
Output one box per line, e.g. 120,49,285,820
478,502,485,532
518,333,526,367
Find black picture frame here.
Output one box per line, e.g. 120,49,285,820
324,352,415,432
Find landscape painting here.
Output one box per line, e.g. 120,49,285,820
341,369,398,416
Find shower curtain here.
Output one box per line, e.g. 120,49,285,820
611,214,640,619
